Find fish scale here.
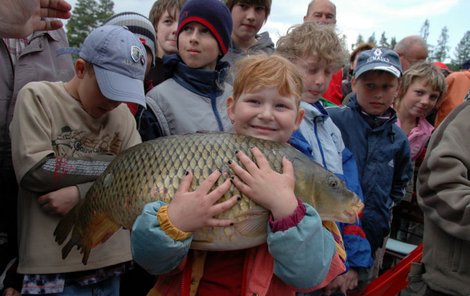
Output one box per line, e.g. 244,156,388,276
54,132,363,264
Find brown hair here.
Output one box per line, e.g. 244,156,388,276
225,0,272,19
148,0,186,30
232,54,303,107
276,22,346,70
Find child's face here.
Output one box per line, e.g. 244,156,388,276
294,55,335,104
178,22,221,70
231,3,266,43
227,86,304,143
352,71,399,116
76,65,121,119
399,78,440,118
156,9,179,57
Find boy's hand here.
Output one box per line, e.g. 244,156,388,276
229,147,297,220
167,170,238,232
37,185,80,216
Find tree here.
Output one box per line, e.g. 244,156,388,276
367,32,377,46
379,32,390,48
420,19,430,43
66,0,115,48
96,0,114,26
453,31,470,67
432,26,449,62
353,34,365,50
390,37,397,49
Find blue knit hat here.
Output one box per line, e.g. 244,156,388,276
177,0,232,55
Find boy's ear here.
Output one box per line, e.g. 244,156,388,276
294,108,305,129
351,77,357,92
74,58,86,79
226,96,236,122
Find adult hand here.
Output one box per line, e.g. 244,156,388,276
229,147,298,220
37,185,80,216
0,0,72,38
3,287,21,296
167,170,239,232
323,269,359,295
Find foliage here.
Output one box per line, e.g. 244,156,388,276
367,32,376,46
453,31,470,67
66,0,115,48
420,19,430,43
379,32,390,48
431,26,449,62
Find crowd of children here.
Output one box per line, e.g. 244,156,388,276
1,0,469,296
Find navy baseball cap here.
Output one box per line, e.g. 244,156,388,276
79,25,147,107
354,48,402,79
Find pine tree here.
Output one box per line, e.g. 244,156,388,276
420,19,430,43
379,32,390,48
367,33,376,46
96,0,114,26
432,26,449,62
453,31,470,66
390,37,397,49
66,0,115,48
353,34,365,50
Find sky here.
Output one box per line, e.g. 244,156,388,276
66,0,469,61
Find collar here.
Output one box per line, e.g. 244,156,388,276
163,54,229,98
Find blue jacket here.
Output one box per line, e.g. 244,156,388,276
289,101,372,270
327,96,412,253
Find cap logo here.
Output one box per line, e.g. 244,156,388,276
367,48,390,64
131,45,142,63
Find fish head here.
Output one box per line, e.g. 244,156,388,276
292,156,363,224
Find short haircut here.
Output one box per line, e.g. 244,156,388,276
350,43,374,64
394,35,428,56
395,61,447,109
232,54,303,107
149,0,186,29
225,0,272,19
306,0,336,18
276,21,346,70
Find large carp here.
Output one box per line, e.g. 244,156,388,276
54,132,363,264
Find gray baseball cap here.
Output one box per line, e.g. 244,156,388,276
354,48,402,79
79,25,147,107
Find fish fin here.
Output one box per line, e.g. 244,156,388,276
233,212,268,237
54,199,83,245
56,208,121,265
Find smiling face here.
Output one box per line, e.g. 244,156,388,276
294,55,336,104
156,9,179,57
178,22,221,70
352,71,400,116
398,78,440,118
230,2,266,47
227,86,304,143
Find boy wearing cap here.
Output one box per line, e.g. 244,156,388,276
9,25,147,295
328,47,412,280
138,0,233,140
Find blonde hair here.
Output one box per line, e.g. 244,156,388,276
276,21,346,70
395,61,447,110
232,54,303,107
149,0,186,29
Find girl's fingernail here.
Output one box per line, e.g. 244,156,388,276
185,170,189,176
228,160,232,164
235,150,239,154
237,196,241,201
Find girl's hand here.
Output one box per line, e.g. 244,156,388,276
167,170,239,232
37,185,80,215
229,147,297,220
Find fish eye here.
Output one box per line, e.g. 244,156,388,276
327,176,338,188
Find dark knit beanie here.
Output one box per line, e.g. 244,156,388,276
105,12,157,66
177,0,233,55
